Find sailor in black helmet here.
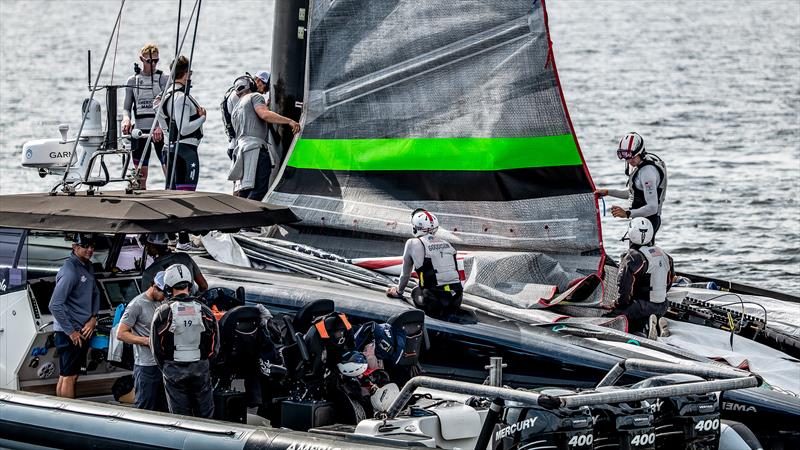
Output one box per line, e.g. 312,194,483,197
150,264,219,418
386,209,463,318
596,132,667,239
605,218,674,339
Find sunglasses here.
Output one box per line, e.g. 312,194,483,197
143,58,159,64
617,149,634,160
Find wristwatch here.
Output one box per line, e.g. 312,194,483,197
625,210,631,218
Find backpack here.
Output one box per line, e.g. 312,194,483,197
221,73,257,141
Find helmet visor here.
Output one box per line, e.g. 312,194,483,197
617,148,634,160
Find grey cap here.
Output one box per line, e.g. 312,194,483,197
146,232,170,245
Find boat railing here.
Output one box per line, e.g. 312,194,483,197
385,357,762,418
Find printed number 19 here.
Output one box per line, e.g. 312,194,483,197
183,320,192,327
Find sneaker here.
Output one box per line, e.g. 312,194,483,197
658,317,671,337
176,242,203,252
646,314,659,340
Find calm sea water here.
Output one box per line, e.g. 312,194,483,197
1,1,798,293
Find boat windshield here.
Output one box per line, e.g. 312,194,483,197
24,231,112,278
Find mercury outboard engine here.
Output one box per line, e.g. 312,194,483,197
493,388,594,450
589,394,656,450
631,374,720,450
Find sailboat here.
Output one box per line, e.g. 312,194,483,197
1,0,798,449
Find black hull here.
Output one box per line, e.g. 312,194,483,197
196,260,800,447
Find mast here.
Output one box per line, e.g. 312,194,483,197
270,0,309,161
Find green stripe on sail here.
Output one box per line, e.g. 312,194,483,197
287,134,581,171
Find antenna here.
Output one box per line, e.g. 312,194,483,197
87,50,92,92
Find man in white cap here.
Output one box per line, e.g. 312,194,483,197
229,70,300,201
117,271,168,411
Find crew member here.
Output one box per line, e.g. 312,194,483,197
117,271,168,411
141,233,207,292
606,217,674,339
150,264,219,418
49,233,101,398
122,43,167,189
229,70,300,201
386,209,463,318
595,132,667,239
157,55,205,191
222,74,255,160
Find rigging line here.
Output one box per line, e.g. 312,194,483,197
59,0,127,190
133,0,198,184
109,7,123,85
165,0,182,186
168,0,203,190
175,0,181,64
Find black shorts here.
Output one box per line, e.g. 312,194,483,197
54,331,89,377
164,142,199,190
131,136,165,167
411,284,463,318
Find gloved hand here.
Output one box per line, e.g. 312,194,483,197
386,287,403,299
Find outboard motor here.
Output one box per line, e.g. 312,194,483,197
589,393,656,450
631,374,720,450
494,388,594,450
21,98,105,181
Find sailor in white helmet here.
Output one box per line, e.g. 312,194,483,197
596,132,667,240
150,264,219,418
386,209,462,318
605,218,674,340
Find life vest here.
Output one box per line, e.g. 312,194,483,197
220,74,257,141
415,234,459,288
169,300,206,362
632,245,670,303
131,70,164,122
160,84,203,143
314,313,352,343
152,295,217,366
628,153,667,217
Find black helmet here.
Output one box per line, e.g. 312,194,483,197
73,232,97,246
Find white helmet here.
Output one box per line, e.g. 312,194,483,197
337,351,368,377
617,132,646,160
163,264,192,291
370,383,400,412
411,209,439,237
627,217,654,246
